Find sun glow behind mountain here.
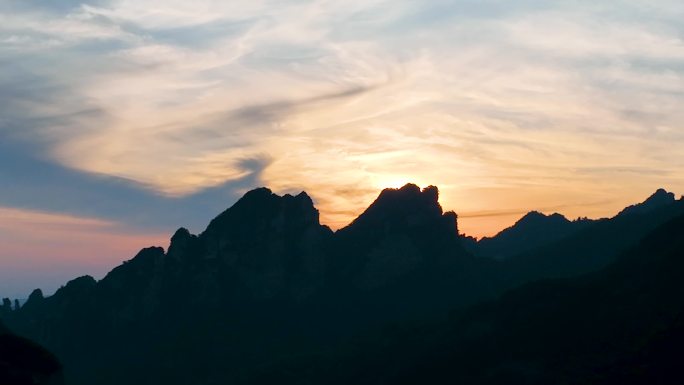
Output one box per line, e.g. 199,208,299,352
1,0,684,296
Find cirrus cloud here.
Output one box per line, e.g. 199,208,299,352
1,0,683,242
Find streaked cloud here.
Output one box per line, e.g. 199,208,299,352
1,0,684,247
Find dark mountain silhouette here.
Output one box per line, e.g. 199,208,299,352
618,188,677,217
1,185,683,385
476,211,592,260
326,184,499,321
424,212,684,384
497,189,684,287
1,184,489,385
293,213,684,385
0,319,63,385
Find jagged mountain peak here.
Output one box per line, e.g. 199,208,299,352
171,227,192,241
647,188,676,204
21,289,45,311
376,183,439,203
235,187,314,207
482,210,573,243
167,227,199,260
516,211,569,226
202,187,321,239
476,211,579,260
618,188,677,217
27,289,43,303
334,183,462,275
345,183,446,230
51,275,97,299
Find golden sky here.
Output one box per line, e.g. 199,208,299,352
1,0,684,295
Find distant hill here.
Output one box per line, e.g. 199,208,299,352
474,188,681,262
313,213,684,385
617,188,677,217
1,184,683,385
476,211,592,260
498,189,684,287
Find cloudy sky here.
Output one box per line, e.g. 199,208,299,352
1,0,684,297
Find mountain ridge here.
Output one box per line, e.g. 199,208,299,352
476,210,590,260
2,184,684,385
618,188,677,217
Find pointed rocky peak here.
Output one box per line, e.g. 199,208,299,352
293,190,315,205
171,227,192,243
167,227,197,250
477,211,582,260
201,187,323,242
99,247,165,290
488,211,571,240
516,211,570,227
21,289,45,311
52,275,97,300
650,188,676,201
618,188,677,217
27,289,43,303
340,183,457,236
167,227,199,260
519,210,544,220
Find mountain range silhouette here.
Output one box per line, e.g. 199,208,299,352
475,211,592,260
1,183,684,385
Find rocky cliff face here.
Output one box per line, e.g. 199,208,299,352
333,184,462,289
198,188,333,300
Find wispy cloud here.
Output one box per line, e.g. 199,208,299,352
1,0,683,242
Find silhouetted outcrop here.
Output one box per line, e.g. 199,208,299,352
476,211,591,259
618,188,677,217
333,184,462,287
199,188,333,300
166,227,198,261
1,299,11,315
20,290,44,313
323,184,494,323
27,289,43,303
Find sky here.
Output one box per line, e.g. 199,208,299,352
1,0,684,297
